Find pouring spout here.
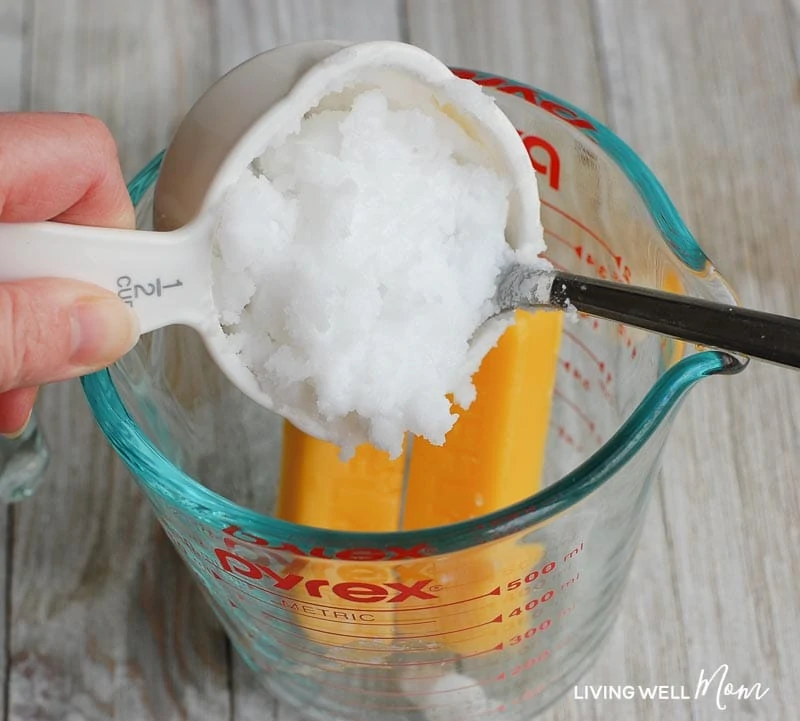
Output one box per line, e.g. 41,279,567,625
718,351,749,374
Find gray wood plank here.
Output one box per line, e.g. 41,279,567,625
0,0,24,110
0,3,28,720
593,1,799,719
210,3,403,718
23,0,220,178
8,2,229,720
213,0,403,75
407,0,608,120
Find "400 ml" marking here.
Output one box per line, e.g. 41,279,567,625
505,589,556,619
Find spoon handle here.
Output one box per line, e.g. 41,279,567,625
547,270,800,369
0,221,208,334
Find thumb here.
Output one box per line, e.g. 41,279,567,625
0,277,140,392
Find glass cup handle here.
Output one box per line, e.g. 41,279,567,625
0,410,50,503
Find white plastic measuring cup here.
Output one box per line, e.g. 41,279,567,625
0,40,541,442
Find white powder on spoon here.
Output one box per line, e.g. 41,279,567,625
212,85,542,458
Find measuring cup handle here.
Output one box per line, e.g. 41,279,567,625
0,220,210,334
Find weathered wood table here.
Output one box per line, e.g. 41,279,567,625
0,2,797,719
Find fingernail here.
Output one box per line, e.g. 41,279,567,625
1,409,32,440
70,298,140,369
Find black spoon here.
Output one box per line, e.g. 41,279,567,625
495,263,800,368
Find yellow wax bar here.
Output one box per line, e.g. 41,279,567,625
398,310,561,654
275,309,563,657
277,430,405,531
274,555,400,663
276,431,405,659
402,310,563,530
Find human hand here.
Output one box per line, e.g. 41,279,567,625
0,113,140,437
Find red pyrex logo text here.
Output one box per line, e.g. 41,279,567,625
454,68,598,193
453,68,597,133
214,548,438,604
520,132,560,190
220,525,434,561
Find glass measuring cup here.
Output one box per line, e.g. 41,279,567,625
80,70,743,721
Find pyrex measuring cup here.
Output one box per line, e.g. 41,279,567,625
80,63,743,720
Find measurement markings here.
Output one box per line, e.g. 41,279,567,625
547,257,569,271
259,611,504,641
269,638,500,671
542,200,615,257
273,606,434,627
285,674,486,698
563,329,606,371
277,661,548,708
277,675,514,712
544,228,575,251
246,632,515,686
256,623,412,655
274,632,502,669
553,389,600,433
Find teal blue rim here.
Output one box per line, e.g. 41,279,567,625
81,75,743,556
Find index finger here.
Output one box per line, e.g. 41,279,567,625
0,112,134,228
